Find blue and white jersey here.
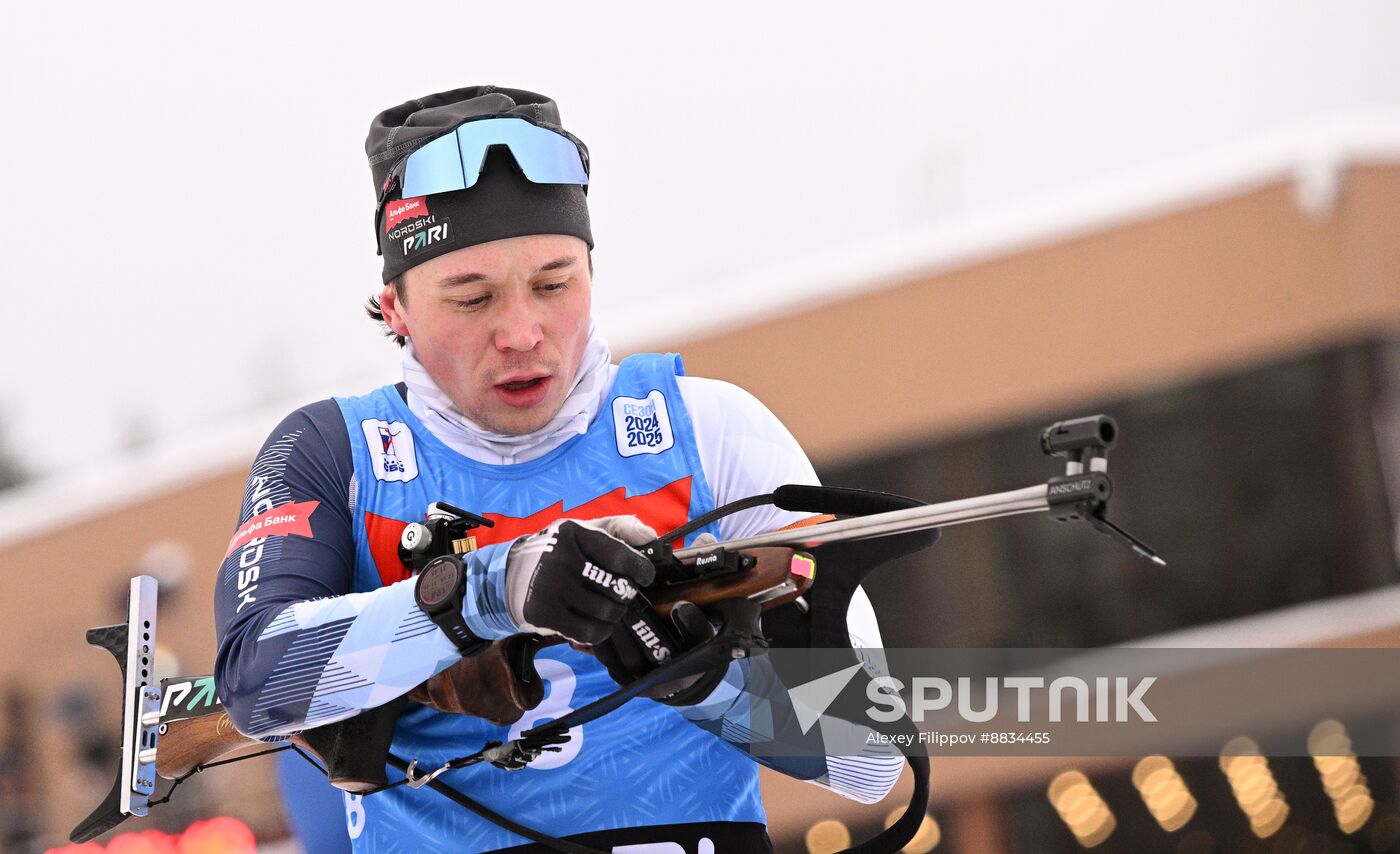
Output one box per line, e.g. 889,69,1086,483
214,352,902,853
337,354,762,849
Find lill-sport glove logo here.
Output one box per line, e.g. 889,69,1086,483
504,516,658,645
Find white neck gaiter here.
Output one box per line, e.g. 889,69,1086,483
402,324,614,465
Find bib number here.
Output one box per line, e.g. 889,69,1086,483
343,791,366,839
507,658,583,769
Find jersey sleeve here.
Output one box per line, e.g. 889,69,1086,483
675,376,904,803
214,400,357,626
213,401,481,738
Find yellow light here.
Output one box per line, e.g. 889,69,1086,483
1307,719,1347,752
1131,756,1197,832
1221,736,1261,758
1220,737,1288,838
1307,719,1376,835
882,809,942,852
1132,755,1171,780
1078,815,1117,848
1065,795,1104,828
1049,771,1090,800
806,819,852,854
1049,770,1117,848
1316,756,1359,791
1160,802,1196,833
1237,773,1277,812
1248,797,1289,838
1336,793,1375,833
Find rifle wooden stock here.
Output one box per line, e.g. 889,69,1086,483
409,547,812,722
155,712,319,780
156,695,410,793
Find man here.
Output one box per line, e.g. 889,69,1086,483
214,85,901,853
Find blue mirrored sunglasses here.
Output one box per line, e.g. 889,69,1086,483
399,116,589,198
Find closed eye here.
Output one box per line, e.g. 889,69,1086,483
451,294,491,310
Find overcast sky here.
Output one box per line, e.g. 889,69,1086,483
3,1,1398,480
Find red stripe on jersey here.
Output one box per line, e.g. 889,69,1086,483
365,476,695,589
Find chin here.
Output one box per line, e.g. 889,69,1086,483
480,407,555,437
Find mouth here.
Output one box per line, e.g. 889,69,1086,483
496,373,550,391
493,373,553,408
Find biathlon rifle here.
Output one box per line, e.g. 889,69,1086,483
70,415,1161,853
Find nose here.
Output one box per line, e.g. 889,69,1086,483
493,292,544,353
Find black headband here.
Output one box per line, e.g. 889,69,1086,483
376,148,592,284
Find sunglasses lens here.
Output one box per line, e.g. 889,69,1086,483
402,131,469,197
475,120,588,185
401,118,587,199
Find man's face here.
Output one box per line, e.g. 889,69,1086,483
380,234,593,436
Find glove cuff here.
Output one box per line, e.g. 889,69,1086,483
461,541,523,640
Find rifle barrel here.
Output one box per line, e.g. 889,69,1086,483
673,484,1049,559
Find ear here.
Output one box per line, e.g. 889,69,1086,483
379,281,412,339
